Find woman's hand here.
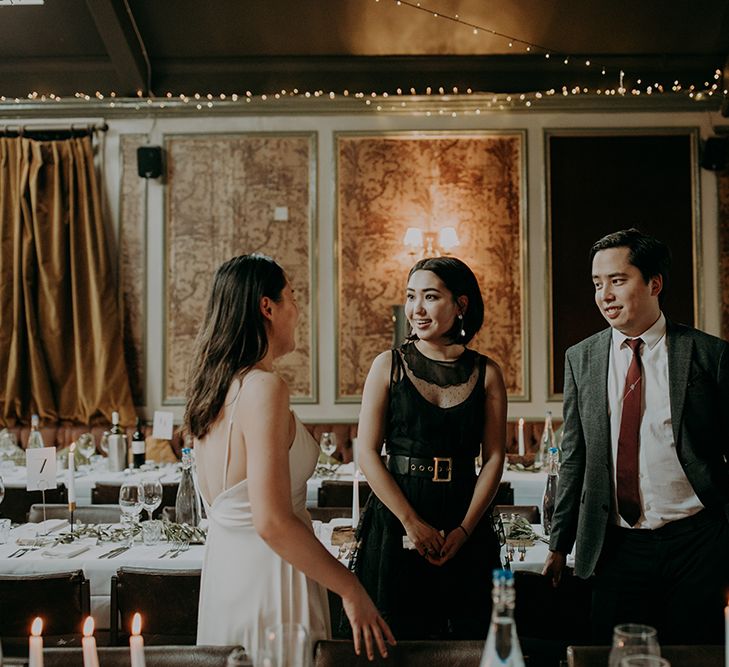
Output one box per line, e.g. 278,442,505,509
402,516,445,559
427,525,469,566
341,581,396,661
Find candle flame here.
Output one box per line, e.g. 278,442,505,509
31,617,43,636
83,616,94,637
131,612,142,636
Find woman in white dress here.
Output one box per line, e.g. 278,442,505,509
185,254,394,663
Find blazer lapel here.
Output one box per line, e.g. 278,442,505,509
667,321,693,447
587,329,612,452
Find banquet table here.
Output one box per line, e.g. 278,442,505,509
306,463,549,508
0,517,354,631
1,463,181,505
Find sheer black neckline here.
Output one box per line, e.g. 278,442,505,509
401,341,476,388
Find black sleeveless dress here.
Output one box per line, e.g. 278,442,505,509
348,342,501,639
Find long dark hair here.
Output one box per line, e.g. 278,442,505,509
407,256,484,344
184,254,287,439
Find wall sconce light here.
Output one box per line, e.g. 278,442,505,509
403,226,460,257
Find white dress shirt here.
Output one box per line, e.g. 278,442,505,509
607,313,703,528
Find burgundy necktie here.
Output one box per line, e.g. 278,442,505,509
616,338,643,527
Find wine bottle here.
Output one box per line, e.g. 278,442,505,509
175,447,201,526
27,414,45,449
542,446,560,536
479,569,525,667
536,410,555,467
131,418,146,468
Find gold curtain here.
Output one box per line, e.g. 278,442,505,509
0,135,136,426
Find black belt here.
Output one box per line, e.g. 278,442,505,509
387,455,475,483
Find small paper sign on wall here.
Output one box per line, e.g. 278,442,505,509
26,447,57,491
152,411,174,440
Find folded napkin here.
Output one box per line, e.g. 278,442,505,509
41,544,90,558
21,519,68,534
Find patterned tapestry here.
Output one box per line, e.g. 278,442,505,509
165,133,316,402
336,133,525,400
719,170,729,341
119,135,147,406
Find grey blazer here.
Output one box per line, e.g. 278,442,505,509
549,319,729,578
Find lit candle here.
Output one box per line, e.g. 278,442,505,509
82,617,99,667
351,471,360,530
67,443,77,511
130,612,146,667
724,603,728,667
29,617,43,667
517,418,526,457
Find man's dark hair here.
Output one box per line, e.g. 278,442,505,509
590,228,671,304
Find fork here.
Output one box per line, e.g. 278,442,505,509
169,541,189,559
158,540,181,559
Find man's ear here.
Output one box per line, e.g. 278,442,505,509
649,274,663,298
260,296,274,320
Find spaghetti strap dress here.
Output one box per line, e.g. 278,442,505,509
348,341,501,639
196,372,330,661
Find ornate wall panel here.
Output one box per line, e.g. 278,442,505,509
719,170,729,341
336,132,526,401
164,133,316,403
119,134,147,406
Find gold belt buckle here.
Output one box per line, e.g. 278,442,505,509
432,457,452,482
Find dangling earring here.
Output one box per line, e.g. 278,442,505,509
458,313,466,339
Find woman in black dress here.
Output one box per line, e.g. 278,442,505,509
350,256,507,639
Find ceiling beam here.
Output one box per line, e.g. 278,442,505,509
85,0,148,96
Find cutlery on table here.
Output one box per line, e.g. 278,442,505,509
169,541,190,559
98,545,129,559
106,545,131,559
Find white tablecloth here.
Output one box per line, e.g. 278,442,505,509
1,464,181,504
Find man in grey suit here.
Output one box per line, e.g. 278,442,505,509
543,228,729,644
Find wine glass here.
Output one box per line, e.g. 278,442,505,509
609,624,661,667
319,432,338,473
262,623,310,667
118,482,145,545
141,478,163,521
76,433,96,467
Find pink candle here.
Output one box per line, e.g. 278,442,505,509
130,613,146,667
29,617,43,667
82,617,99,667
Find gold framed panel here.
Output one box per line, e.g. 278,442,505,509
163,132,318,404
118,134,147,407
335,130,528,402
545,127,701,401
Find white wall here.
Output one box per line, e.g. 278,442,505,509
70,106,726,423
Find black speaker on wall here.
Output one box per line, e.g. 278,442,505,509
700,136,729,171
137,145,164,178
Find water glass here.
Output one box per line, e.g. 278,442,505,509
76,432,96,465
620,657,671,667
118,482,144,545
0,518,10,544
319,432,337,472
609,624,661,667
142,519,162,545
262,622,310,667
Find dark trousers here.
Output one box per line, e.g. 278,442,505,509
591,509,729,645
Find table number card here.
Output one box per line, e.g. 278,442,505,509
26,447,57,491
152,411,174,440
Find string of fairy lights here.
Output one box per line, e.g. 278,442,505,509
0,0,724,115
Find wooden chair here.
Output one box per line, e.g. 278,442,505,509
110,567,202,646
314,639,484,666
309,506,353,522
92,483,178,518
317,480,371,508
28,503,121,523
494,504,541,524
514,570,592,667
0,570,90,656
0,485,68,523
567,645,724,667
41,645,247,667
